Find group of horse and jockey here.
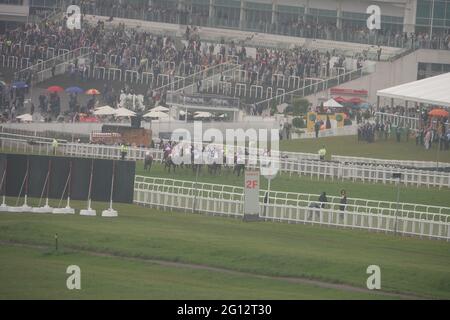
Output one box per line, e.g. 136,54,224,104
149,141,273,176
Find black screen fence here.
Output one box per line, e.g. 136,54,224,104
0,154,135,204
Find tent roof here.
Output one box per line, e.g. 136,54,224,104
377,73,450,108
143,111,169,118
323,99,343,108
114,108,136,117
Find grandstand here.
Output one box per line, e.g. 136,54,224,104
0,0,449,301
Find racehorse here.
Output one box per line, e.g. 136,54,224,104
163,148,177,173
144,152,153,171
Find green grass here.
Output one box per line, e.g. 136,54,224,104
0,198,449,299
136,162,450,208
0,245,394,300
280,135,450,162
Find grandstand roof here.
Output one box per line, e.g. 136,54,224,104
377,73,450,108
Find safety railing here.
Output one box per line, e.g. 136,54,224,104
14,47,91,83
133,182,450,241
1,135,449,189
375,112,421,131
332,155,450,169
255,63,376,109
134,176,450,217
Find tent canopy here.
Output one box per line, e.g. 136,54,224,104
114,107,136,117
377,72,450,108
151,106,169,112
94,106,116,116
143,110,169,119
323,99,343,108
17,113,33,122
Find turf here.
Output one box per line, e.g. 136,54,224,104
0,245,394,300
280,135,450,163
0,198,449,299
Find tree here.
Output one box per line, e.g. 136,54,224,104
292,117,306,128
291,98,310,116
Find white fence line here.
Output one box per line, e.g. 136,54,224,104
1,136,450,188
134,176,450,217
133,185,450,241
375,112,420,131
332,155,450,169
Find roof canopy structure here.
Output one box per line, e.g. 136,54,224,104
377,73,450,108
323,99,343,108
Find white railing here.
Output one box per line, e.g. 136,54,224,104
15,47,91,83
375,112,420,131
133,180,450,241
279,159,450,189
134,176,450,216
255,62,376,109
1,136,450,189
332,155,450,169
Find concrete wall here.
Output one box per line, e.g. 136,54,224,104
305,48,450,106
0,3,30,22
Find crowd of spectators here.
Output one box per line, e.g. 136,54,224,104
70,0,450,51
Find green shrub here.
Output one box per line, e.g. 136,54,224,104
292,117,306,128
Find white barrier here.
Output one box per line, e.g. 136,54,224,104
332,155,450,169
133,179,450,241
1,135,449,189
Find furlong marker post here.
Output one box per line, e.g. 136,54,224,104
80,159,97,216
53,160,75,214
102,160,118,217
0,159,8,212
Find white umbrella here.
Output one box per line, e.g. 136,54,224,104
17,113,33,122
94,106,117,115
323,99,343,108
151,106,169,112
194,112,212,119
143,110,169,119
114,107,136,117
179,110,187,116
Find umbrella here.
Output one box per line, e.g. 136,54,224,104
143,111,170,119
94,106,117,116
356,103,370,109
151,106,169,112
194,112,212,119
333,96,347,103
16,113,33,122
323,99,343,108
47,85,64,93
86,88,101,95
11,81,28,89
349,97,364,104
65,86,84,94
0,80,6,87
114,107,136,117
429,109,449,117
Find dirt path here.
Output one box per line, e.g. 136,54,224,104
0,240,428,300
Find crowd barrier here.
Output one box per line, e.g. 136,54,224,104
133,177,450,241
332,155,450,169
1,134,449,189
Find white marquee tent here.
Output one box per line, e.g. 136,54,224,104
323,99,343,108
377,72,450,108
